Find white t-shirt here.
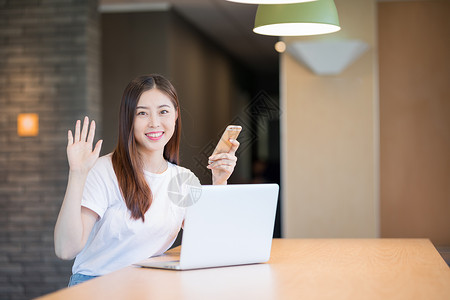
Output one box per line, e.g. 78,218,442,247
72,154,193,276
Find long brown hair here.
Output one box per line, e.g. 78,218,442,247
112,74,181,221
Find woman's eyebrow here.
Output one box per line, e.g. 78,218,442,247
136,105,171,109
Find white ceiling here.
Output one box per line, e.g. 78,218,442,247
100,0,279,73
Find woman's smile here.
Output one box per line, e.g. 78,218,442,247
146,131,164,141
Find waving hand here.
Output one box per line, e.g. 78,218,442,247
67,116,103,173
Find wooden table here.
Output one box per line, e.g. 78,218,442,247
36,239,450,299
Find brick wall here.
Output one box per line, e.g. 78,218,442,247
0,0,100,299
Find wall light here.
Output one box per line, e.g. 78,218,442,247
17,113,39,137
254,0,340,36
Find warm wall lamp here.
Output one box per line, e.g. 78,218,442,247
253,0,340,36
17,113,39,137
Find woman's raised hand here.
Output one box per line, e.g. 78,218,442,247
67,116,103,173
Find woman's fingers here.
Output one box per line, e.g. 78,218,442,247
209,163,234,174
67,130,73,146
228,139,240,155
208,139,240,163
80,116,89,142
93,139,103,157
207,157,236,169
72,117,97,144
69,117,98,148
209,158,236,166
66,117,101,172
208,153,238,163
74,119,81,142
87,120,96,145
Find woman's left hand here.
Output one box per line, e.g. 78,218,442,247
207,139,240,185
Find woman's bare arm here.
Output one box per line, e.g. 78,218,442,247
54,117,102,260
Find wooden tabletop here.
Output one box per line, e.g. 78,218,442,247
36,239,450,300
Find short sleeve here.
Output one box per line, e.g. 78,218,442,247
81,161,110,219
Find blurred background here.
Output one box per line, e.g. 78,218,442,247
0,0,449,298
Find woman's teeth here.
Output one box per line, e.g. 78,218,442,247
146,132,163,138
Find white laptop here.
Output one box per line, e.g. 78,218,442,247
136,184,279,270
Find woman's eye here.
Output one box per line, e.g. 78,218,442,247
137,111,147,116
160,110,169,114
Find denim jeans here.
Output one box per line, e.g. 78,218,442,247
68,273,98,287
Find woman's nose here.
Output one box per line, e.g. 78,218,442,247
147,114,160,127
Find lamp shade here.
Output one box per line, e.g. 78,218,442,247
253,0,340,36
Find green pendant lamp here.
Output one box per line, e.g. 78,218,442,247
253,0,341,36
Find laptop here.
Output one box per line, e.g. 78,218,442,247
136,183,279,270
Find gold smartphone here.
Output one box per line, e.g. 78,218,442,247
209,125,242,164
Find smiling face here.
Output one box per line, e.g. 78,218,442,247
133,88,178,158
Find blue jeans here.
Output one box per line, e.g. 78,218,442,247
68,273,98,287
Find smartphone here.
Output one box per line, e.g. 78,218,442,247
209,125,242,164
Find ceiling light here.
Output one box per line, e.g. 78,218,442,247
253,0,340,36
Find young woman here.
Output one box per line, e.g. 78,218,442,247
54,74,239,286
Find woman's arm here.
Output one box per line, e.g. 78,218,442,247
54,117,102,260
207,139,240,185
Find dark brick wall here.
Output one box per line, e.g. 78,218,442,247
0,0,100,299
